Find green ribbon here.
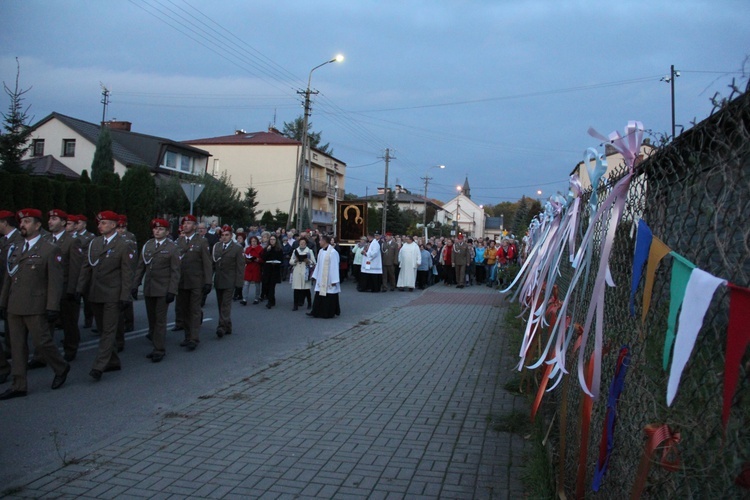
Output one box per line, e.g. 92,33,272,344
663,251,695,370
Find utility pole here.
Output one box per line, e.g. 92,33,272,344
100,83,110,124
421,175,432,240
660,65,680,140
381,148,394,235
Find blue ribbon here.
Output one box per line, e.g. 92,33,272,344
629,220,653,316
592,345,630,491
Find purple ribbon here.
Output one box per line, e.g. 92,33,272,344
629,220,653,316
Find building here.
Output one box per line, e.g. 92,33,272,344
571,141,655,190
23,112,210,178
352,184,447,218
185,128,346,232
440,177,487,239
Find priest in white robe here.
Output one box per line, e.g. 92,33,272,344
396,235,421,291
308,235,341,318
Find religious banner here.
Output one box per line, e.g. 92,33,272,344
337,202,367,244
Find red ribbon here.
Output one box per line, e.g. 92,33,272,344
630,424,681,499
723,284,750,432
531,285,562,423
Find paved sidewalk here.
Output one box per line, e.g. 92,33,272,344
7,285,529,499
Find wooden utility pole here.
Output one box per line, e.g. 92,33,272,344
381,148,394,235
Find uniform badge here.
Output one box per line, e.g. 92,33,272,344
56,255,62,263
128,253,134,259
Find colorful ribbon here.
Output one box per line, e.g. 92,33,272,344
666,269,726,406
663,252,696,370
630,424,681,499
641,236,672,324
629,220,653,317
592,345,630,491
723,284,750,431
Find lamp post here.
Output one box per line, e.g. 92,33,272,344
291,54,344,231
455,185,462,236
661,64,680,140
421,164,445,240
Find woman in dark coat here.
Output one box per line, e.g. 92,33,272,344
261,235,284,309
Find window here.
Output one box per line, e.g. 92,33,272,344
32,139,44,157
62,139,76,157
165,151,177,169
180,155,192,173
162,151,196,174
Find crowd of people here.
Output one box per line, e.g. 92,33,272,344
0,207,523,400
348,231,522,292
0,211,346,400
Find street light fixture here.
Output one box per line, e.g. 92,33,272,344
660,64,680,140
290,54,344,231
421,164,445,240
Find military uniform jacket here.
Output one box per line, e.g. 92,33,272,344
0,228,24,290
133,238,181,297
76,229,95,251
452,242,473,266
0,237,64,315
176,234,212,289
212,241,245,290
77,233,136,303
381,239,399,266
47,231,83,295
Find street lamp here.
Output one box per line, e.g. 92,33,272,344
290,54,344,231
660,64,680,140
421,164,445,240
455,185,462,236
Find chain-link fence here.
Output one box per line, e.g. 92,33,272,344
529,81,750,498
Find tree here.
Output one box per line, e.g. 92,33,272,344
154,174,188,217
121,165,156,245
244,186,261,223
194,171,247,222
90,126,116,185
282,116,333,155
273,209,288,229
383,190,406,234
0,58,33,174
260,210,275,228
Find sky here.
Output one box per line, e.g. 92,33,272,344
1,0,748,209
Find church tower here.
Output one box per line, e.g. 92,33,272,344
462,176,471,199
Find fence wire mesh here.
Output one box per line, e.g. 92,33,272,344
530,80,750,498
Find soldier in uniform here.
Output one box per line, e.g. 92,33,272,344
380,232,399,291
116,214,137,337
452,234,472,288
0,209,70,399
65,214,78,236
77,211,135,381
28,210,83,366
212,225,244,338
175,215,212,351
75,215,95,329
132,218,180,362
0,210,24,384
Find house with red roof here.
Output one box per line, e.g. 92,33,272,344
185,127,346,232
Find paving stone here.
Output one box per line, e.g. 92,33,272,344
10,287,532,499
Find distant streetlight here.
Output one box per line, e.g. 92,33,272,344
290,54,345,231
421,164,445,239
660,64,680,140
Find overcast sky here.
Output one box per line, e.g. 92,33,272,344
1,0,748,208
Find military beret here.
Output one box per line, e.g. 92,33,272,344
151,218,169,229
181,214,197,224
221,224,233,233
67,215,79,223
117,214,128,227
17,208,42,220
48,209,68,220
77,215,88,222
97,211,119,222
457,234,464,240
0,210,15,219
